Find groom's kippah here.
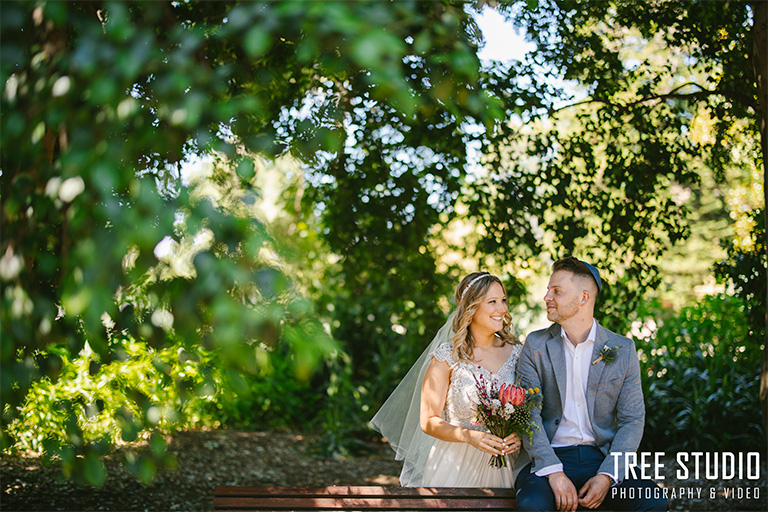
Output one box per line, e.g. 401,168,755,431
579,260,602,294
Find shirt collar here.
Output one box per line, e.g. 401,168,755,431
560,318,598,346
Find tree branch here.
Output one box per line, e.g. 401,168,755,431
548,86,757,116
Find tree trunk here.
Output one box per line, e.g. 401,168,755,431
750,0,768,453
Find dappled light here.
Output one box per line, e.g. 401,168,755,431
1,2,765,511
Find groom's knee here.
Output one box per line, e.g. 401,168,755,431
514,468,554,512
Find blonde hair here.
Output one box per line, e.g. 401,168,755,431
450,272,520,363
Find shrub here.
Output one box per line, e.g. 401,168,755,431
632,295,763,452
5,335,218,483
213,343,323,431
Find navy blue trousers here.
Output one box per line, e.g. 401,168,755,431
515,446,668,511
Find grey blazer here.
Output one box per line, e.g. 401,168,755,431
514,322,645,480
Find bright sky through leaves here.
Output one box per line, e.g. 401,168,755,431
475,8,533,63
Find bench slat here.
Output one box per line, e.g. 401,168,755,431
215,497,514,510
216,510,512,512
215,486,515,497
213,486,516,511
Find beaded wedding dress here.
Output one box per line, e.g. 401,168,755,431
420,341,523,487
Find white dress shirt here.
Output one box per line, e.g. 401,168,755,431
551,322,597,448
536,320,615,481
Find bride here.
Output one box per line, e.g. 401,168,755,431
371,272,524,487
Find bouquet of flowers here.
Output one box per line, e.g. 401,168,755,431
473,372,543,468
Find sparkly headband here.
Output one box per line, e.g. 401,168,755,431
460,273,491,300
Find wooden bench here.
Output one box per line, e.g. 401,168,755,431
213,485,516,511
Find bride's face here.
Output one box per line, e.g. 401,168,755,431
470,282,508,334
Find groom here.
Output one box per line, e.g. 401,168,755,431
515,257,667,511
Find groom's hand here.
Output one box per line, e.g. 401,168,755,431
547,472,578,512
577,474,612,509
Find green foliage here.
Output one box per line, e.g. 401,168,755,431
476,0,762,315
6,335,215,483
213,342,324,431
633,295,764,452
246,155,460,454
1,0,508,482
315,350,372,458
715,209,767,346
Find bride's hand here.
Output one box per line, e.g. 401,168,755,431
467,430,508,455
503,433,521,453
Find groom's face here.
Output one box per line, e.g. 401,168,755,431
544,270,581,323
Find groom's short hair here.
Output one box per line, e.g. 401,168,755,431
552,257,599,295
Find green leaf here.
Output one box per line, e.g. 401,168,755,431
244,27,272,58
351,30,405,68
84,451,107,487
236,158,256,182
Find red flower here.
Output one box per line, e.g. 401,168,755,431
499,383,510,405
499,383,526,407
509,386,525,406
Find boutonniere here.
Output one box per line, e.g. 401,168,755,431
592,345,618,365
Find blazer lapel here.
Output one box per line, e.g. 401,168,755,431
545,324,567,412
586,322,608,420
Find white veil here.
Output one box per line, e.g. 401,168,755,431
369,312,456,487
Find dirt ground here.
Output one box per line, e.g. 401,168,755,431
1,429,766,511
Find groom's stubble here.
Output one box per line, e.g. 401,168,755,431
546,294,580,324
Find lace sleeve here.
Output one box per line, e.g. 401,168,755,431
431,342,455,366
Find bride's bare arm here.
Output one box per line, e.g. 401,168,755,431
419,359,508,456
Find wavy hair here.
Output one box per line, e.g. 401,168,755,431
450,272,520,363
